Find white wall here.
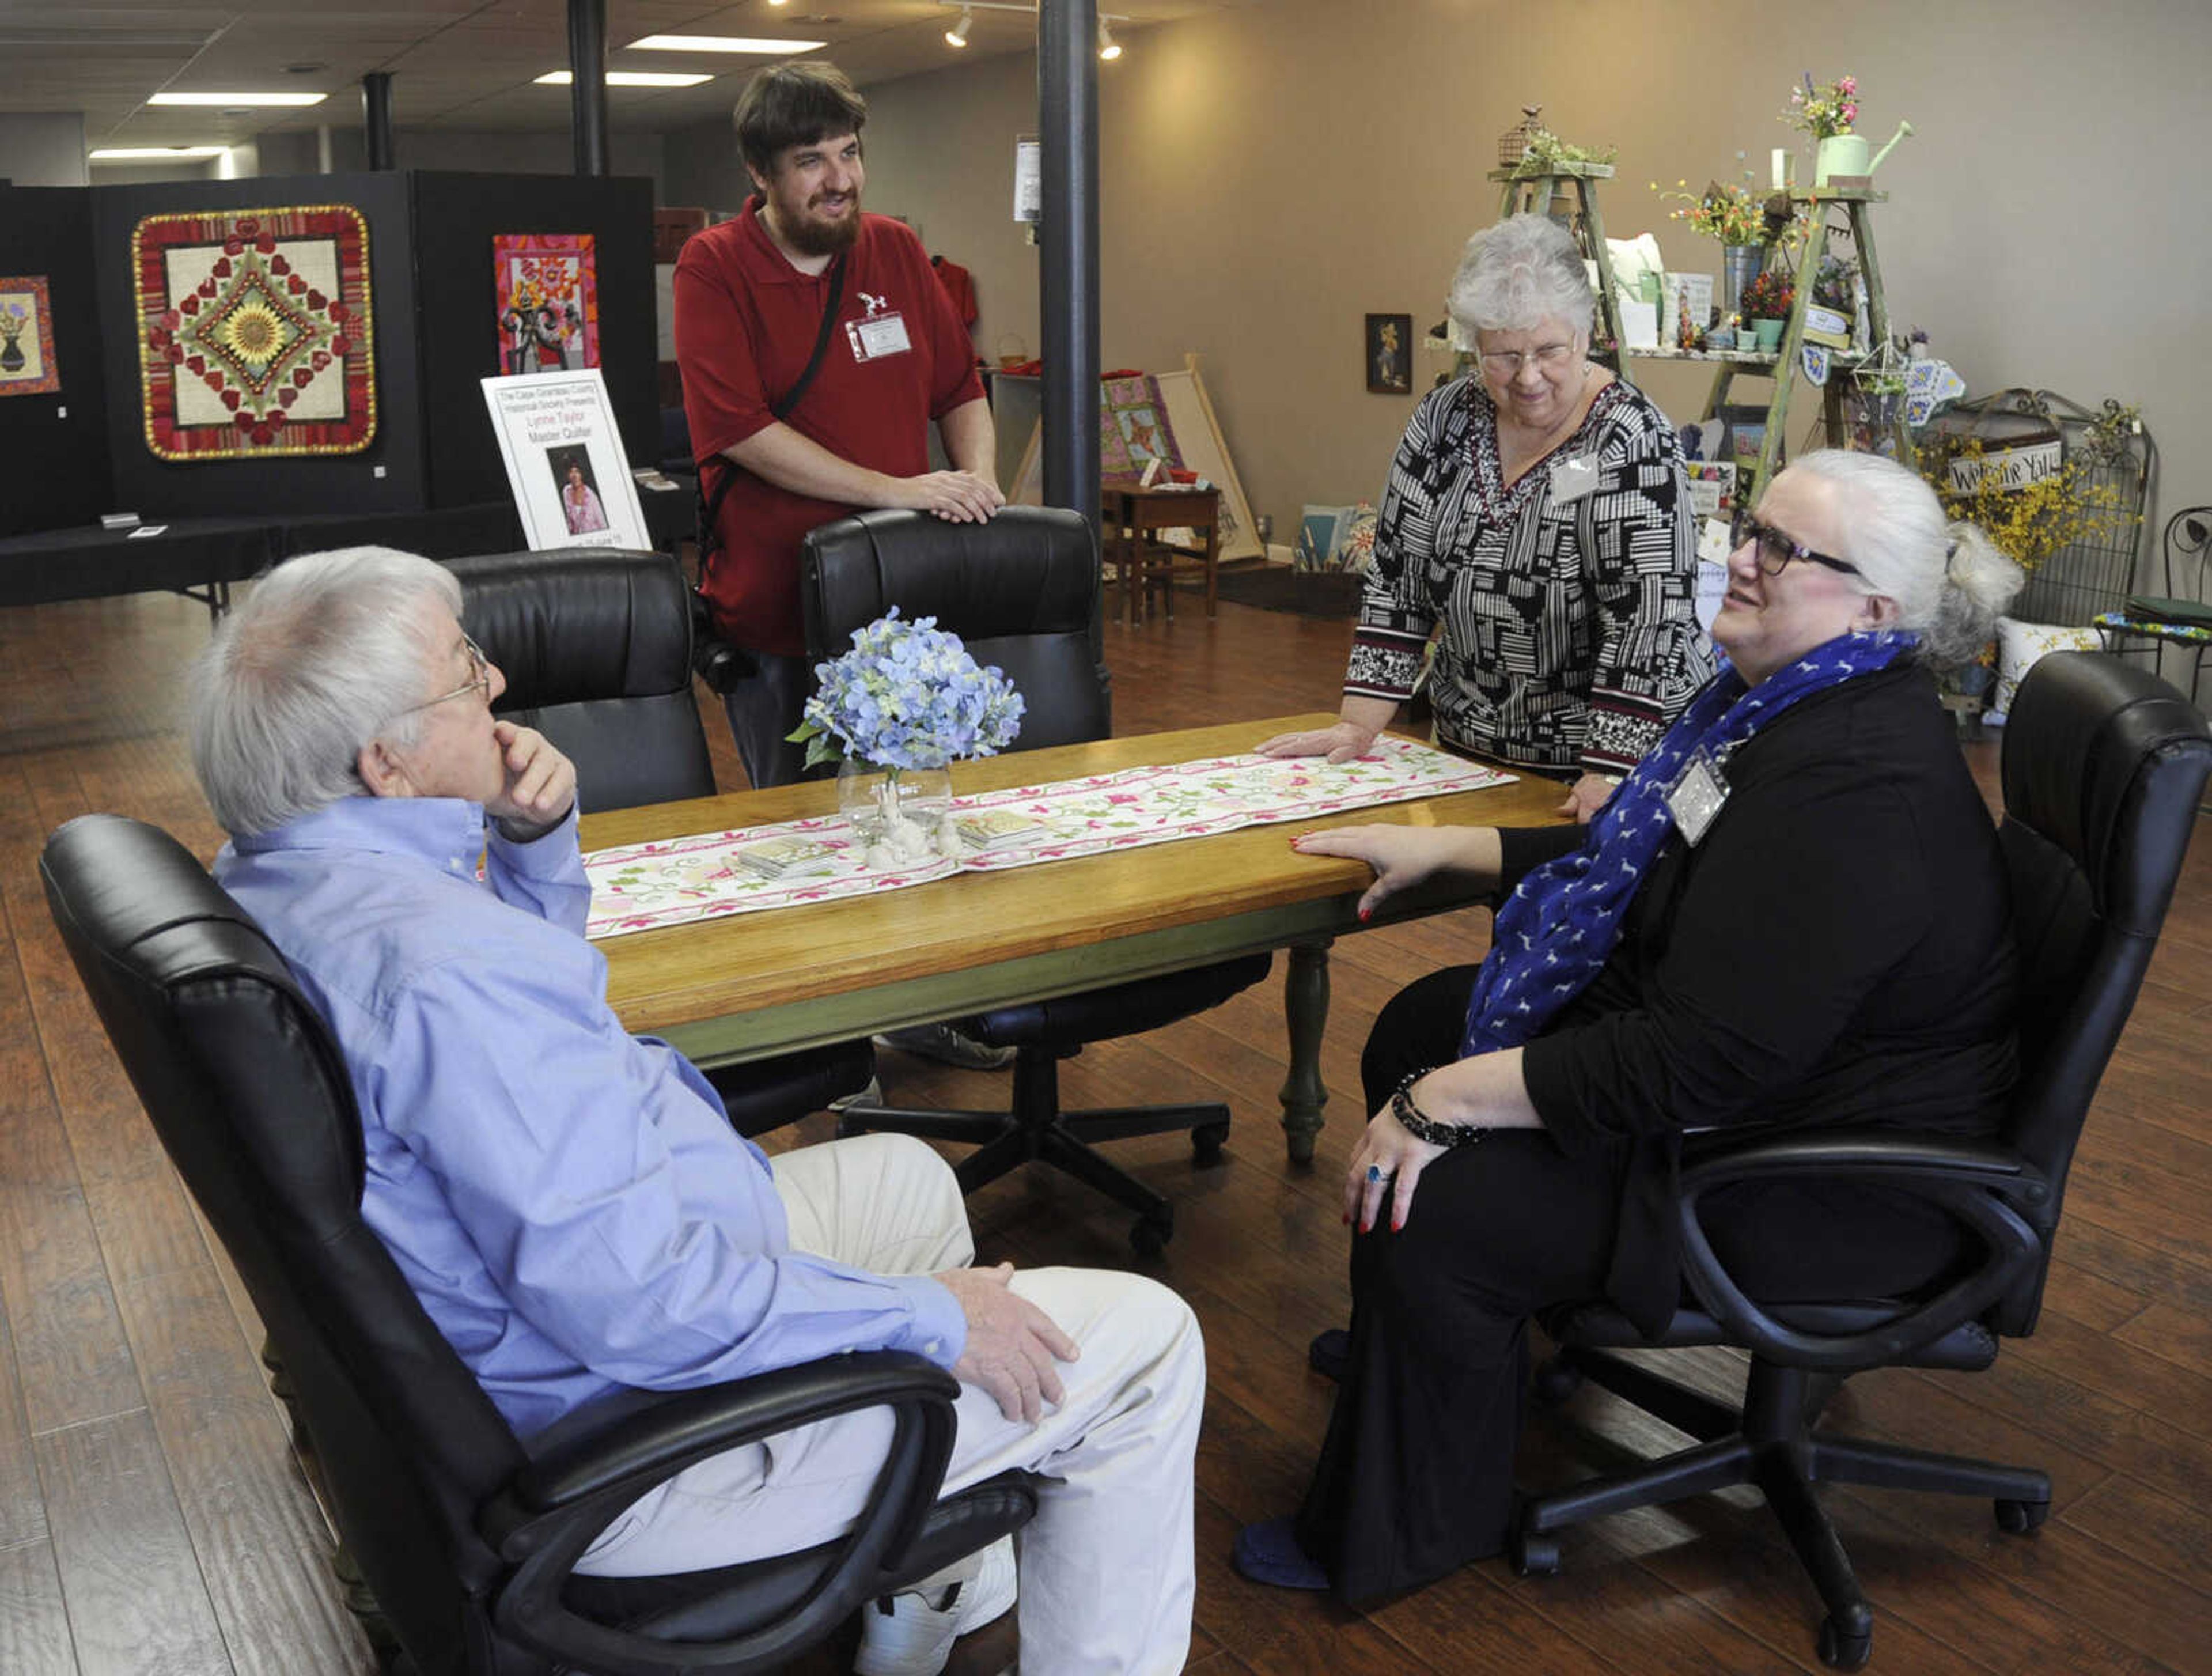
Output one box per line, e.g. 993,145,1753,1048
680,0,2209,596
0,113,89,186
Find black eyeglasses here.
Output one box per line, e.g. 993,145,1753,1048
1730,511,1862,578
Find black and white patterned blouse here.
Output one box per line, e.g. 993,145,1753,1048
1346,374,1713,775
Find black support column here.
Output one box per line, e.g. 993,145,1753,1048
567,0,611,176
1037,0,1101,669
361,73,395,169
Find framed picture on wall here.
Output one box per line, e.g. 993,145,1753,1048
1366,312,1412,395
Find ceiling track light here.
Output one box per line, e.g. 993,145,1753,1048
934,2,1128,57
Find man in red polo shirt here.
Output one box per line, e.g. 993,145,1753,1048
675,60,1001,792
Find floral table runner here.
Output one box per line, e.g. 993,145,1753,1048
582,737,1513,941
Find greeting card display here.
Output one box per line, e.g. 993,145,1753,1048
132,204,377,459
0,275,60,397
493,233,600,375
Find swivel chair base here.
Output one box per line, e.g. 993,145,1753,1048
1516,1348,2050,1671
839,1047,1228,1254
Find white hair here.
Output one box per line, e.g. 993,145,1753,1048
1786,451,2023,667
1446,215,1595,338
190,546,461,837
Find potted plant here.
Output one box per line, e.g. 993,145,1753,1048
1740,267,1794,351
1652,176,1770,317
1782,71,1864,184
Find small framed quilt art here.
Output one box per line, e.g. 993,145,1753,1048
132,203,377,460
493,233,600,375
0,276,60,397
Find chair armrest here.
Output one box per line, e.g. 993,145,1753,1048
482,1350,961,1676
1674,1126,2047,1371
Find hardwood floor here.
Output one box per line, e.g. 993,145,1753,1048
1,582,2207,1674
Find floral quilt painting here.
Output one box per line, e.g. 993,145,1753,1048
1099,373,1183,478
0,276,60,397
493,233,599,374
134,204,376,459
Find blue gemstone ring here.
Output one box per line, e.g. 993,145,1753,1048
1366,1164,1389,1184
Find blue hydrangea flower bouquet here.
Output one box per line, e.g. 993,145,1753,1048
790,609,1026,862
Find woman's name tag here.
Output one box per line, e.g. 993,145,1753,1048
1664,749,1729,846
1548,453,1600,507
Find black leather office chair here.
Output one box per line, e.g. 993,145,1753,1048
801,507,1272,1253
445,546,872,1133
40,813,1037,1676
1511,652,2211,1671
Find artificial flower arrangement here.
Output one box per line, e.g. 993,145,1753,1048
1650,178,1767,245
791,607,1025,771
1919,433,2135,576
1740,267,1796,321
1511,126,1619,175
1783,73,1859,141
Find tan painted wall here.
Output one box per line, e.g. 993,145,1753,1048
840,0,2209,587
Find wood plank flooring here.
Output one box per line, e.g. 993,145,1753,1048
1,582,2207,1674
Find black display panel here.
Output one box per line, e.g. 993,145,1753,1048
0,187,113,538
410,172,657,510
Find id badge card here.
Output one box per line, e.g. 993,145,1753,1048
1663,748,1730,846
1548,452,1600,508
846,311,912,363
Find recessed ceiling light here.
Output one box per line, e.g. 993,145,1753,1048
626,35,826,54
90,146,228,160
535,70,715,87
148,90,327,107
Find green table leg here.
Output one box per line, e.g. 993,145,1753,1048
1279,937,1332,1164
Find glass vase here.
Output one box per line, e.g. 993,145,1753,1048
838,758,953,862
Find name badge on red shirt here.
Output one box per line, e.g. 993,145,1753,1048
847,289,912,363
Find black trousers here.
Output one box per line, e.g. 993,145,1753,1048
719,651,817,790
1294,966,1973,1606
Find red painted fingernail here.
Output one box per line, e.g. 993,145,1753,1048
1341,1212,1350,1225
1358,907,1373,922
1391,1217,1404,1233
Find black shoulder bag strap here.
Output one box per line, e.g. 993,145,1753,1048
696,251,849,567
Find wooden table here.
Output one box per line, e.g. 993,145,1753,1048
587,715,1567,1162
1101,478,1222,627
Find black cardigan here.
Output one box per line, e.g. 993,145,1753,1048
1497,662,2018,1328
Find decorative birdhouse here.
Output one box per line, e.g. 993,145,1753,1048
1499,105,1544,169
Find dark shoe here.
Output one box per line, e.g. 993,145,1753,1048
1232,1517,1330,1591
1308,1326,1351,1383
874,1022,1017,1072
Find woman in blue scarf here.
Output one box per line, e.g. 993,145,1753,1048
1237,450,2025,1605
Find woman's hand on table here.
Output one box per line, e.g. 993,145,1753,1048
1556,771,1621,826
1292,823,1494,919
1347,1094,1446,1234
1255,720,1380,763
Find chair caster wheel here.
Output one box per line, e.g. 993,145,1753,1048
1508,1531,1559,1577
1191,1121,1229,1163
1817,1616,1872,1670
1532,1357,1585,1405
1995,1497,2050,1533
1130,1215,1172,1256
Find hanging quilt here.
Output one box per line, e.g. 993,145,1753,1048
493,233,599,375
0,275,60,397
134,204,376,459
1099,373,1183,479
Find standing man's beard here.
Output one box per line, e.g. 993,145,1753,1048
779,190,863,258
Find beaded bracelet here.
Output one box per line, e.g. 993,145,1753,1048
1389,1066,1486,1149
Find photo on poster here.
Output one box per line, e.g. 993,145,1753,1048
493,233,599,374
0,275,61,397
481,369,648,551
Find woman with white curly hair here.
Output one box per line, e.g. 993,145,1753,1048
1262,214,1714,822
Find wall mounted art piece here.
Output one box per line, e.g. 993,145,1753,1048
0,276,61,397
1366,312,1412,394
133,204,377,459
1098,372,1182,479
493,233,600,375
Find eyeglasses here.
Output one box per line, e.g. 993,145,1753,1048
1730,512,1862,578
1476,340,1579,376
398,632,493,715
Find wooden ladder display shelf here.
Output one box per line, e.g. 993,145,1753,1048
1489,169,1916,501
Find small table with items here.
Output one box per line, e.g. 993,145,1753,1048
1100,476,1222,627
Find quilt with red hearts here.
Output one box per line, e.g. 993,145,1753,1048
133,203,377,460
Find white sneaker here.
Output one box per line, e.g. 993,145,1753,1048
853,1535,1017,1676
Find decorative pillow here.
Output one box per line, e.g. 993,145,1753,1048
1993,617,2103,719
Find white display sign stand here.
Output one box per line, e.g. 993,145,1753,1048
481,369,652,552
